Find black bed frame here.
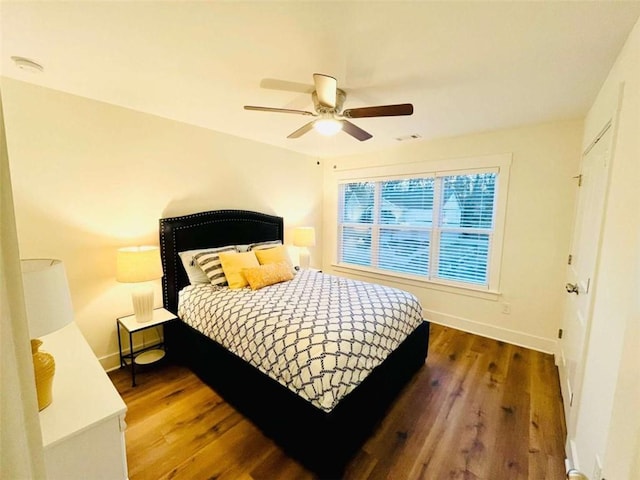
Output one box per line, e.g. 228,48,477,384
159,209,429,477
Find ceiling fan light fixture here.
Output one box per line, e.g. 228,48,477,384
247,73,413,141
313,118,342,136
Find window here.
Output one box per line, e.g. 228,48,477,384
338,167,503,290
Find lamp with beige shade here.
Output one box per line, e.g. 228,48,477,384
293,227,316,269
21,259,75,411
116,246,163,323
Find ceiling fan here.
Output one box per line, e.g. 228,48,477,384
244,73,414,141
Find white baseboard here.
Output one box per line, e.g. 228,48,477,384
424,308,557,354
568,438,581,472
101,351,124,372
100,310,556,369
99,333,163,372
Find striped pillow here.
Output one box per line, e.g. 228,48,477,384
178,248,218,284
247,240,282,251
193,246,236,286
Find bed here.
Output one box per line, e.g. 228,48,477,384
159,209,429,477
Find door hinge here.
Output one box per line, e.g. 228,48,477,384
568,254,573,265
558,328,563,339
573,174,583,186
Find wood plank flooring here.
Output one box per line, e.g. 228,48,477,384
109,323,567,479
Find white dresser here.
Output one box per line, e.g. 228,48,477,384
39,322,128,480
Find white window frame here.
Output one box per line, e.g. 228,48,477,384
332,153,511,294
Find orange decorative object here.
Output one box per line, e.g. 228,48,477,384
31,339,55,411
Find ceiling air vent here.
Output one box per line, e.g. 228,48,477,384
395,134,422,142
11,56,43,73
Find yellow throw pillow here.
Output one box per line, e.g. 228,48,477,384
242,262,294,290
254,245,294,273
218,251,259,289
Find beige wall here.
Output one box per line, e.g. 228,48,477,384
2,78,323,369
572,17,640,480
322,119,583,353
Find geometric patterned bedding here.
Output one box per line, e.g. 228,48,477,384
178,269,424,412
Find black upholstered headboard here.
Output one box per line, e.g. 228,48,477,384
159,209,284,314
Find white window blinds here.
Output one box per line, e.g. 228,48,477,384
338,171,498,288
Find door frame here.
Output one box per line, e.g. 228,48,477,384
560,85,624,471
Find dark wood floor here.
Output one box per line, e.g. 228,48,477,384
109,323,567,480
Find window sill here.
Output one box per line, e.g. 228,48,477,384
330,263,501,301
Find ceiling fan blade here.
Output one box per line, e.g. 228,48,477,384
342,120,373,142
244,105,315,116
343,103,414,118
313,73,337,108
287,121,316,139
259,78,314,93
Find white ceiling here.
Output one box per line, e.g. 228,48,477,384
2,1,640,158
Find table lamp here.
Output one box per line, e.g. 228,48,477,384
116,246,163,323
293,227,316,269
21,259,75,411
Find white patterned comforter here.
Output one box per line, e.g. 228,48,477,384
178,269,424,412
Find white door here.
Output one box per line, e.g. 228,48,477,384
559,122,613,459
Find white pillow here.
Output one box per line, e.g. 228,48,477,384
178,246,233,285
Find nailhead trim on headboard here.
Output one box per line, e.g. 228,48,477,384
159,210,284,314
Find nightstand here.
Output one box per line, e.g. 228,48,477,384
117,307,177,386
